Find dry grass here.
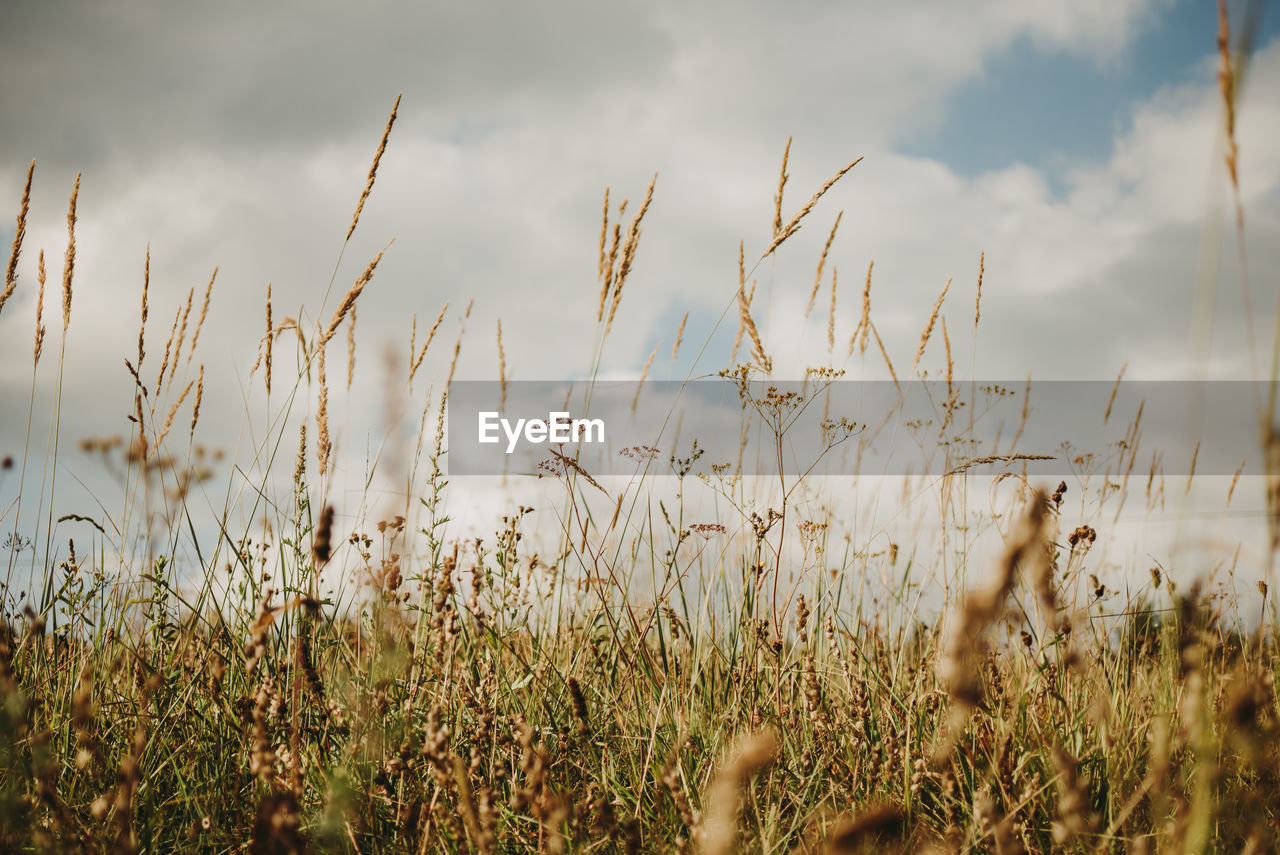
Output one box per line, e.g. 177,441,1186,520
316,346,331,476
912,276,951,378
826,265,837,353
410,301,449,385
60,173,80,333
497,318,508,412
805,211,842,320
187,268,216,368
32,250,46,367
0,160,33,318
632,342,660,413
346,93,401,243
603,174,657,336
762,154,862,260
157,304,181,395
0,69,1276,855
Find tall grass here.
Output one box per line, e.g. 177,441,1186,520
0,34,1277,853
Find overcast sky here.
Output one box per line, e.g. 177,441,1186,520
2,1,1279,572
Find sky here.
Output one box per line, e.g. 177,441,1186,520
1,0,1278,590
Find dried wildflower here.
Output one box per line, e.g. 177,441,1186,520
1067,525,1096,549
619,445,660,463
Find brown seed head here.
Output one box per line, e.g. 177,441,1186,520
346,93,401,242
807,210,842,319
187,267,216,364
61,173,80,332
33,250,46,365
773,136,791,239
1,159,34,319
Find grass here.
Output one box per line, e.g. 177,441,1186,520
0,15,1278,850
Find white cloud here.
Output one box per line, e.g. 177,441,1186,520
744,35,1280,383
2,0,1276,568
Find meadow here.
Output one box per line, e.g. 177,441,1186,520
1,18,1278,853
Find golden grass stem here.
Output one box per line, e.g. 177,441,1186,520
187,267,216,365
605,174,657,334
156,305,180,395
1104,362,1126,424
497,318,507,412
61,173,80,332
346,93,401,242
973,249,984,331
190,365,204,437
0,159,34,319
869,320,899,391
911,277,950,377
153,377,195,458
672,310,688,360
773,137,792,240
322,248,386,348
826,265,838,353
317,346,331,476
632,342,659,413
598,187,610,282
265,283,273,396
137,247,150,376
848,260,873,357
806,211,841,319
346,305,356,391
737,279,770,373
33,250,45,366
762,157,862,259
411,301,449,383
169,286,194,390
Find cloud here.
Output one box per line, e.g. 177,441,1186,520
1,0,1275,555
748,34,1280,383
0,2,676,170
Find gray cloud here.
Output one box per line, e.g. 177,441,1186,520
2,0,1276,558
1,2,675,171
